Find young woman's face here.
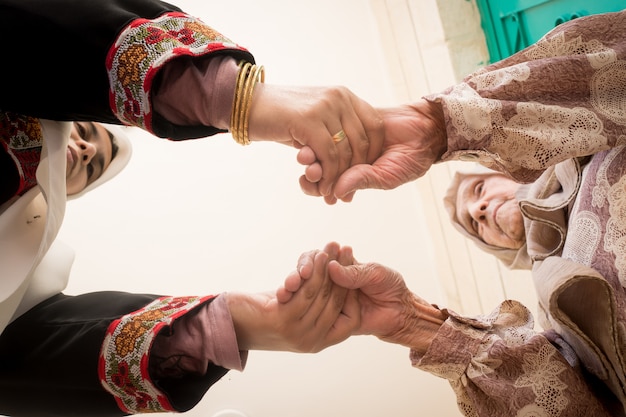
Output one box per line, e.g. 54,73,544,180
66,122,114,195
455,174,525,249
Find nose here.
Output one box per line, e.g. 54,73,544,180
469,199,488,224
77,139,96,165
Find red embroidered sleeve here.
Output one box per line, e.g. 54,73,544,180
0,112,44,197
98,295,214,414
106,12,251,134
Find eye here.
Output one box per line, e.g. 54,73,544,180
474,181,484,196
76,122,86,138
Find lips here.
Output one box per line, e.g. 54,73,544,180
66,147,76,176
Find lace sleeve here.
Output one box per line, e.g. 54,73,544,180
411,301,614,416
429,11,626,183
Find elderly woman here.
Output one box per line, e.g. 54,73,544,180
288,9,626,417
303,148,626,416
284,151,626,416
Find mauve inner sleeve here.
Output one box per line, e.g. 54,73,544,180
150,294,246,379
153,55,239,130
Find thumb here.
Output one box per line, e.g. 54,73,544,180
334,164,380,200
328,260,365,290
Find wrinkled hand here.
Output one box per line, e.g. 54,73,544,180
248,84,383,202
227,243,359,353
327,245,448,353
299,99,447,203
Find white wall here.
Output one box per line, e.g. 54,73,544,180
58,1,463,416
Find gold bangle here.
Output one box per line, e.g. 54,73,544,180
230,61,265,146
240,64,264,145
230,61,251,144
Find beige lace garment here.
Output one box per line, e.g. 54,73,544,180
415,10,626,417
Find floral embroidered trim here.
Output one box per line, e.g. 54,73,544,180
0,111,43,195
106,12,248,133
98,295,213,414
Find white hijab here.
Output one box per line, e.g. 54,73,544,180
0,121,132,331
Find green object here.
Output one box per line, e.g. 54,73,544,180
476,0,626,62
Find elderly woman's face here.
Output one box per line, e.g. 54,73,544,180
455,174,525,249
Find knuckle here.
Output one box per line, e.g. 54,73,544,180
320,281,332,299
324,85,351,104
332,291,345,310
302,286,317,300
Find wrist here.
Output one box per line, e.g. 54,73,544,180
412,99,447,161
224,292,261,351
246,84,296,146
225,291,287,352
380,294,447,355
412,300,448,355
230,62,265,145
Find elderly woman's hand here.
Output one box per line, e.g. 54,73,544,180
327,245,448,354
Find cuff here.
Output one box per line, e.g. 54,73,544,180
153,55,240,130
107,11,252,135
207,294,248,371
410,308,489,380
98,295,213,414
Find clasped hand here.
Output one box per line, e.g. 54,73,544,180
249,83,447,205
227,241,447,354
226,242,359,353
292,99,448,204
276,242,448,354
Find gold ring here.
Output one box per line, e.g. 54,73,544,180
332,129,347,144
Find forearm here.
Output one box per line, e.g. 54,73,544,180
428,10,626,183
412,301,615,416
153,55,239,131
107,12,254,139
0,0,255,138
151,294,246,375
0,0,184,123
0,291,240,416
